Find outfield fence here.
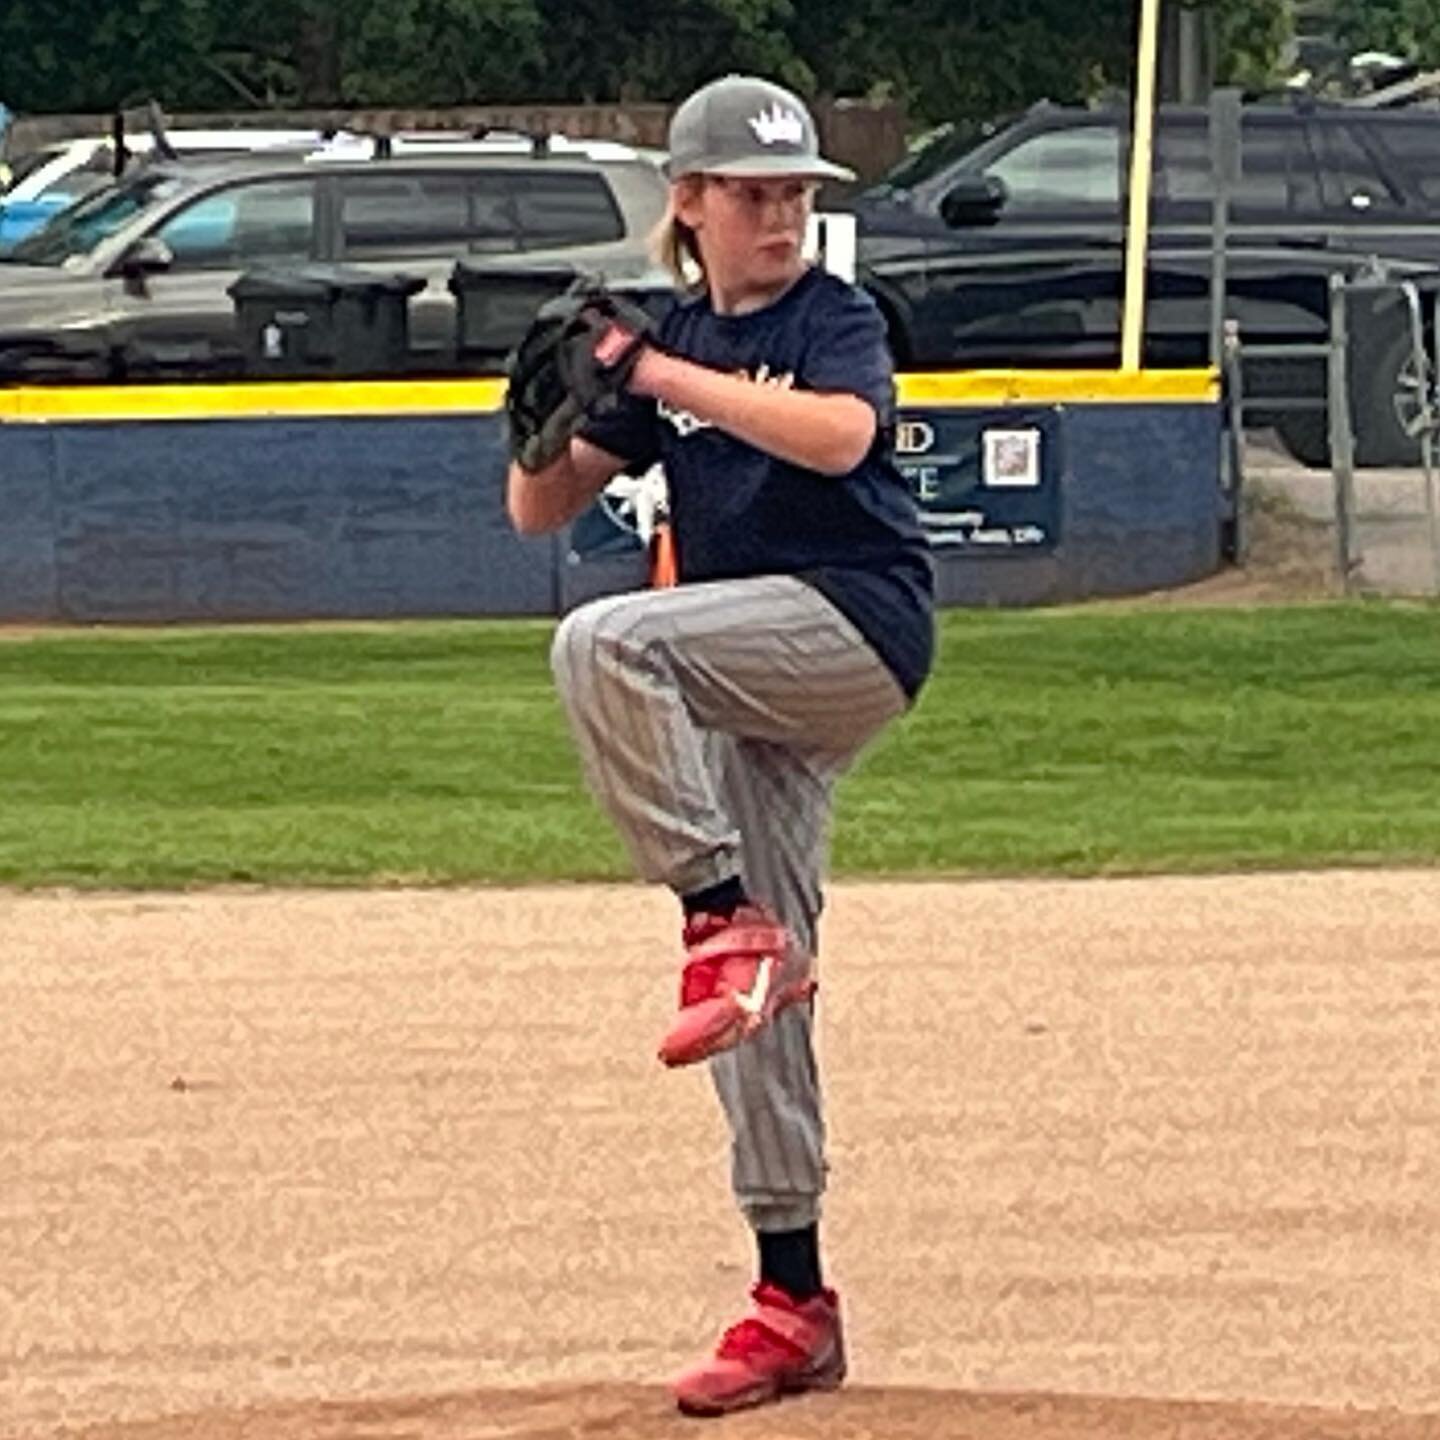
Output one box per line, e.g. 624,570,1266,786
0,371,1224,624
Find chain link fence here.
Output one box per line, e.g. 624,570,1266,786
1227,267,1440,598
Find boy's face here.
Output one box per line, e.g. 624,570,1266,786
676,174,818,296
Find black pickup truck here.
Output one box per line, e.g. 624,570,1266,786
848,99,1440,467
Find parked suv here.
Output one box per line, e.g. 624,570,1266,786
0,139,668,379
849,99,1440,465
0,128,371,249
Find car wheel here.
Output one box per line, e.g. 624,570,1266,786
1354,325,1430,468
1274,411,1331,469
1273,325,1432,470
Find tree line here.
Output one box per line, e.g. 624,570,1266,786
0,1,1430,126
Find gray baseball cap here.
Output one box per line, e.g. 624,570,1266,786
665,74,855,182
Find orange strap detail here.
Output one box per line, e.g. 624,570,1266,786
649,520,678,588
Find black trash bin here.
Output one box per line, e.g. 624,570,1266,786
228,265,426,378
0,333,114,384
448,262,677,373
446,262,580,372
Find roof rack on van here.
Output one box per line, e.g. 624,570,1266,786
471,124,553,156
335,122,558,160
145,99,179,161
109,98,177,177
100,109,635,177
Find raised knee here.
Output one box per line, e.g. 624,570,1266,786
551,595,657,688
550,605,598,688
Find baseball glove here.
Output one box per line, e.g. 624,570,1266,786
504,282,654,472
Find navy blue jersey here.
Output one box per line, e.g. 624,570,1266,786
581,266,935,700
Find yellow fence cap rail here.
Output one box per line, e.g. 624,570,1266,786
0,368,1219,425
0,378,508,424
897,369,1220,406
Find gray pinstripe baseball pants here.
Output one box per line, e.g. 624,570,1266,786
550,574,907,1233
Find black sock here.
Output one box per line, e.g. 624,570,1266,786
682,875,747,920
757,1225,823,1301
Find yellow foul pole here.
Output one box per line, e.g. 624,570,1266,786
1121,0,1163,371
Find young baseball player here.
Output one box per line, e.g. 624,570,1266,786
505,74,935,1415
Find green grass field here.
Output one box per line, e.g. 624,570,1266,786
2,602,1438,889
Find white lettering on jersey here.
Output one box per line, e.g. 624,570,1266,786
659,365,797,437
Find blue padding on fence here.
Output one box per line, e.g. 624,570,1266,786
15,416,557,623
1063,403,1223,591
0,400,1223,623
930,403,1223,606
0,426,60,618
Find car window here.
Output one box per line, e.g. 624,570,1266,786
339,172,517,257
1155,122,1216,205
41,174,112,208
5,173,184,265
1150,117,1340,220
511,172,624,246
1310,121,1406,215
983,125,1122,208
156,179,317,270
2,147,66,194
1373,120,1440,209
1232,119,1320,217
866,118,1011,196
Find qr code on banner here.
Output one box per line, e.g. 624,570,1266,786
982,428,1042,488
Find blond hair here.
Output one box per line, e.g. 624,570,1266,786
650,175,708,292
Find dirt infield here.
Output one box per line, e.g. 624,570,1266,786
5,872,1440,1439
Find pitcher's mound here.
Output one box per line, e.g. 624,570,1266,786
74,1383,1436,1440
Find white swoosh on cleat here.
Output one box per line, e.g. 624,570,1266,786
733,956,774,1017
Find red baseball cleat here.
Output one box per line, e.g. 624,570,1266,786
672,1282,847,1416
657,904,816,1068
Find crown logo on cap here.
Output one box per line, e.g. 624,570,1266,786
749,102,804,147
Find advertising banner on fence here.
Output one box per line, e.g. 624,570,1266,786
569,404,1064,564
894,405,1063,553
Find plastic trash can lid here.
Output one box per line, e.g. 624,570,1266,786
228,264,426,302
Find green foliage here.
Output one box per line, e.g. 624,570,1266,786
0,0,224,111
343,0,545,105
1207,0,1295,91
203,0,546,108
527,0,801,103
786,0,1135,126
0,0,1316,128
1332,0,1440,64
